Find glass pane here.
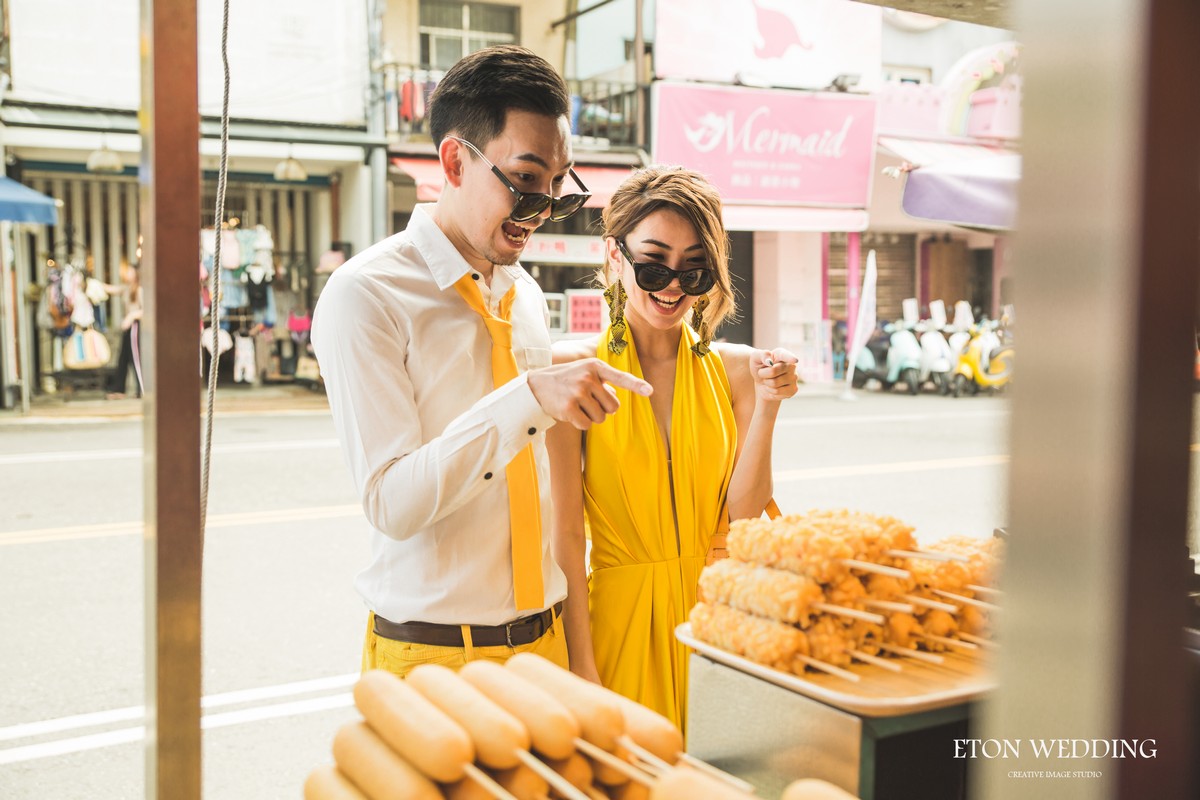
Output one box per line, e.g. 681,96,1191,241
420,0,464,30
433,36,464,69
467,36,494,54
468,3,517,35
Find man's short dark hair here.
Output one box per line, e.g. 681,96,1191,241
429,45,571,149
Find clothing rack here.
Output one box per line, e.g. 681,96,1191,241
221,307,255,335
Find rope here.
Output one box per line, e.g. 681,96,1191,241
201,0,231,540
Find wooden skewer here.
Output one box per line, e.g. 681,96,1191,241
514,750,592,800
573,738,655,787
812,602,885,625
463,763,521,800
919,633,978,652
967,584,1003,598
849,648,903,673
886,548,969,563
957,631,998,649
676,752,757,794
902,593,959,613
616,736,671,775
582,787,608,800
796,654,861,682
933,589,1001,611
842,558,911,578
864,599,915,614
877,642,945,664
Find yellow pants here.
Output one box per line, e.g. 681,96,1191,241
362,612,569,678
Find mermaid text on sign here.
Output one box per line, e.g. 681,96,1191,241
652,82,877,208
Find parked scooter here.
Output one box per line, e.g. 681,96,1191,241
851,321,921,394
952,319,1014,396
917,300,954,394
887,323,923,395
850,323,889,389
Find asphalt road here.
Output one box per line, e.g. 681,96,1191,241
0,389,1011,799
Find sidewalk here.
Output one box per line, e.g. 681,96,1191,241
2,379,846,425
0,382,330,423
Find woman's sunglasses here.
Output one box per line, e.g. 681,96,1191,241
447,136,591,223
616,238,715,296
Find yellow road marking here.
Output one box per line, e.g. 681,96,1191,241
774,454,1010,482
3,453,1027,546
0,504,362,547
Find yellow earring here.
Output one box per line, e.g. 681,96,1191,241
690,295,711,357
605,279,628,355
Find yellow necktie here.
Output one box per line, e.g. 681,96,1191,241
453,272,545,612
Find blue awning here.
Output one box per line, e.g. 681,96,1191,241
0,176,59,225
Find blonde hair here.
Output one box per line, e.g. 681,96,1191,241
601,165,736,332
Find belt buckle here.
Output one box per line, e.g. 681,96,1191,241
505,621,516,649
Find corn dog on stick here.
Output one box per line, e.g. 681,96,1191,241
727,511,917,584
804,616,855,668
798,509,918,567
957,604,990,637
927,534,1004,587
726,517,855,584
689,601,809,670
909,557,975,596
697,559,824,624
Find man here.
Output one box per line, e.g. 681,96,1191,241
311,45,650,677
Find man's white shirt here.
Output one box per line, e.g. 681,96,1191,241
311,204,566,625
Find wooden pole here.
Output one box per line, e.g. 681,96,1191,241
979,0,1198,797
140,0,202,797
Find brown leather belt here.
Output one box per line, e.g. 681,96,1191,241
373,602,563,648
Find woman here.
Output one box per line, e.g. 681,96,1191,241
104,260,143,399
548,166,799,728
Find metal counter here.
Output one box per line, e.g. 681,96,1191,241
685,653,977,800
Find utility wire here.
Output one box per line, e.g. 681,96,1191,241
201,0,231,541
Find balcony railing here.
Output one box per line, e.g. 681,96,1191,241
380,64,645,150
567,79,643,149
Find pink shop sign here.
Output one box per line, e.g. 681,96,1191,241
651,82,877,207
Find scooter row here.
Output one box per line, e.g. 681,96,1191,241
850,301,1015,396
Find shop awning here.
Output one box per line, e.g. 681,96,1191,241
0,102,385,148
571,165,634,209
722,205,869,233
0,177,59,225
391,157,447,202
879,136,1020,231
390,158,634,209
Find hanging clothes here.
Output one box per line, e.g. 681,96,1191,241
400,77,417,123
384,67,400,134
411,73,426,122
233,334,256,383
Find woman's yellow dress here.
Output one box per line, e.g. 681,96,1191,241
584,324,737,729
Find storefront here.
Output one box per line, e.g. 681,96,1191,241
0,105,381,400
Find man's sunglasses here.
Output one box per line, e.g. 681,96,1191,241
447,136,591,223
616,238,715,296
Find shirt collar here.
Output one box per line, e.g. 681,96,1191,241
409,204,529,292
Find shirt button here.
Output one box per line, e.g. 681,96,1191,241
484,472,493,480
527,427,537,435
471,273,480,281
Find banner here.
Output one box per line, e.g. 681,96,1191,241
845,250,878,392
655,0,882,91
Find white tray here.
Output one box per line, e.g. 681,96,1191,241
676,622,995,717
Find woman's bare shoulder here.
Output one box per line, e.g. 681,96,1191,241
713,342,758,399
552,335,601,364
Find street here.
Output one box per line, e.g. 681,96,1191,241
0,391,1010,799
